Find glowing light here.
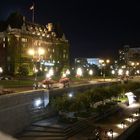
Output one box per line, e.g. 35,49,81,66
106,59,110,63
38,47,45,55
28,49,35,56
46,73,51,79
89,69,93,75
34,99,42,107
111,70,115,75
44,67,48,71
107,132,118,138
66,69,70,75
122,65,126,69
126,70,129,76
0,67,3,73
118,69,123,75
68,92,73,98
128,103,140,108
62,73,66,78
125,92,136,105
125,116,136,122
136,70,140,74
117,123,127,129
76,68,83,77
133,113,139,117
131,62,135,66
34,67,38,73
125,118,132,122
49,68,54,76
28,48,45,56
99,59,104,63
42,84,47,88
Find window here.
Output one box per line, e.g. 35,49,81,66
21,38,27,42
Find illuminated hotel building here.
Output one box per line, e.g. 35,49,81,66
0,12,70,75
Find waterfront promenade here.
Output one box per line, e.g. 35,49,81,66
1,79,140,140
17,102,140,140
68,102,140,140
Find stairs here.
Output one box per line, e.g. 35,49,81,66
18,118,89,140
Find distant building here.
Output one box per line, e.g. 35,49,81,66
118,45,140,75
0,12,70,75
74,58,103,76
75,58,101,68
119,45,140,65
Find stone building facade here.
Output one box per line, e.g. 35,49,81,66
0,12,70,76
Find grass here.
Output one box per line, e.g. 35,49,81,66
0,80,34,88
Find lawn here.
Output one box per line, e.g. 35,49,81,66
0,80,34,88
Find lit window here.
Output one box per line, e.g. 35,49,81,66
37,32,40,36
21,38,27,42
47,34,50,38
3,43,5,48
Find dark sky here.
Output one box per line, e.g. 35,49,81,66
1,0,140,60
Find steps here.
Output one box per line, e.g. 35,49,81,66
18,118,89,140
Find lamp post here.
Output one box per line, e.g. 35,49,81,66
88,69,93,80
99,59,110,81
0,67,3,77
76,67,83,77
28,47,45,89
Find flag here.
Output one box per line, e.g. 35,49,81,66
30,4,34,10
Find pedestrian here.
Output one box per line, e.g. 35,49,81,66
104,129,107,138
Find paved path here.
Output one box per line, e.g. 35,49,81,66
68,102,140,140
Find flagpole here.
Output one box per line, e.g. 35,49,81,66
32,2,35,23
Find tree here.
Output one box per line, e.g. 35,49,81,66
6,11,23,28
18,65,29,76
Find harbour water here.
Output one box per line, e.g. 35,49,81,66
126,126,140,140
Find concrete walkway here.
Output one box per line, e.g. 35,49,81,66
68,102,140,140
17,102,140,140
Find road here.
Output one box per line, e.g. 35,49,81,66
7,78,117,93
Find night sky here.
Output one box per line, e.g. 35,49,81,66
1,0,140,60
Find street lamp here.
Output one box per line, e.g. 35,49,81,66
107,129,113,139
89,69,93,76
99,59,110,81
111,70,115,75
76,67,83,77
118,69,123,76
28,47,45,89
0,67,3,76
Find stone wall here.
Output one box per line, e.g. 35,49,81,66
0,81,118,135
0,90,53,135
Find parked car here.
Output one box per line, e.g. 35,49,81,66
0,76,13,80
59,77,70,88
39,79,57,89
